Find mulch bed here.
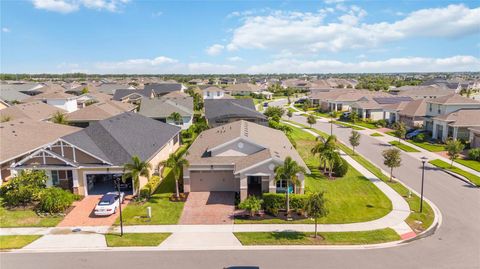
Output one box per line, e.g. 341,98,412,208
235,210,309,221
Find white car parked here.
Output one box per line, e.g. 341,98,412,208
94,192,125,216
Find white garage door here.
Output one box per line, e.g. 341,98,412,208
190,170,236,192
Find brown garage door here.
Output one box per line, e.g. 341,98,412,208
190,170,236,192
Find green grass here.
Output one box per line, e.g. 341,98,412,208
234,229,400,245
429,159,480,186
0,235,41,250
332,120,365,130
282,120,435,232
385,131,397,137
116,168,185,225
0,199,63,228
352,121,379,129
370,133,384,137
312,111,332,118
455,158,480,172
237,124,392,224
389,141,421,152
105,233,171,247
406,140,445,152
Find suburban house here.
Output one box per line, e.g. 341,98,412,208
0,119,80,183
424,94,480,135
225,83,261,96
10,112,181,195
67,100,137,127
383,99,427,128
431,109,480,142
204,99,268,127
468,127,480,148
138,96,194,130
350,96,413,121
31,91,79,113
113,89,149,104
0,83,44,104
0,101,66,121
144,83,186,97
202,86,226,99
309,89,390,112
96,83,135,95
183,120,309,201
392,85,454,99
281,79,311,90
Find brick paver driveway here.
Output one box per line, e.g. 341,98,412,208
57,195,130,227
179,192,235,225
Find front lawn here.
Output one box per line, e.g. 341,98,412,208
370,133,384,137
429,159,480,186
332,120,365,130
406,140,445,152
116,168,185,225
0,235,42,250
455,158,480,172
236,124,392,224
234,229,400,245
0,199,63,228
389,141,420,152
105,233,171,247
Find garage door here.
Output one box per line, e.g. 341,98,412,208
190,170,236,192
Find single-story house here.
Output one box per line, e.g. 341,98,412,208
225,83,261,96
67,100,137,128
391,85,455,99
397,99,427,128
468,127,480,148
11,112,181,195
96,83,135,95
138,96,194,130
202,86,226,100
204,99,268,127
432,108,480,142
0,119,80,183
30,91,79,113
183,120,309,201
144,83,186,97
112,89,149,104
0,101,66,121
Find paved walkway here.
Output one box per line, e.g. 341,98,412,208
179,192,235,225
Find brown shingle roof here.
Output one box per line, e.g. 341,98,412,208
434,109,480,127
399,99,427,117
0,101,66,121
427,94,480,105
67,100,136,122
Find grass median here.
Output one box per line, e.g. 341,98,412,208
455,159,480,172
105,233,171,247
370,133,384,137
389,141,421,152
234,229,400,245
429,159,480,186
0,235,42,250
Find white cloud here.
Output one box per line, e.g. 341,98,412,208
31,0,129,13
95,56,179,73
227,56,244,62
206,44,225,56
2,27,10,33
226,4,480,54
324,0,345,4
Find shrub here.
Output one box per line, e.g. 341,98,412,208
376,119,387,127
139,175,162,199
0,170,47,207
238,196,263,216
263,193,284,215
468,148,480,161
333,158,349,177
413,133,425,142
289,194,308,215
37,187,75,213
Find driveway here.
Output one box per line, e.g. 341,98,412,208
57,195,130,227
179,192,235,225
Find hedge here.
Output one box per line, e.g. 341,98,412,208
263,193,308,215
139,175,161,198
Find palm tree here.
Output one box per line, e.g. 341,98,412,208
274,157,306,216
311,135,340,178
160,153,189,198
311,136,328,173
168,112,183,126
51,111,69,125
122,156,152,197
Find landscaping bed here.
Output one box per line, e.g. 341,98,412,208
0,235,42,250
389,141,420,152
105,233,171,247
429,159,480,186
234,228,400,245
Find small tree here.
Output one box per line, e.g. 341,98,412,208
168,112,183,125
264,106,285,120
350,111,359,124
392,121,406,142
304,192,328,238
445,139,465,167
122,156,152,198
349,130,361,155
275,157,307,216
286,110,293,119
307,114,316,128
81,87,89,94
382,148,402,182
51,111,69,125
302,102,309,112
238,196,263,217
160,153,189,199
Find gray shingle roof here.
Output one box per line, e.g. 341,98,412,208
112,89,148,101
204,99,266,122
138,97,194,118
62,112,181,165
144,83,183,95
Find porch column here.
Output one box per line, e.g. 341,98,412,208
72,170,79,195
432,123,438,139
453,127,459,141
334,103,337,111
269,175,276,193
240,176,248,201
362,109,366,120
442,123,448,142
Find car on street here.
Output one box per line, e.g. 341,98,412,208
94,192,125,216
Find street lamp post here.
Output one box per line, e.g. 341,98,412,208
420,157,428,213
115,178,124,236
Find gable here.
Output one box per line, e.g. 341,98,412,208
210,138,265,157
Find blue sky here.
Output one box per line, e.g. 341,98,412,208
1,0,479,74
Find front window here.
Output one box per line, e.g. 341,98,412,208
217,91,221,96
207,91,210,97
51,170,59,186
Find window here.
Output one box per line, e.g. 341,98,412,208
429,104,432,112
217,91,221,96
51,170,59,186
276,179,287,188
207,91,210,97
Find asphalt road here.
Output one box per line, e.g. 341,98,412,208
2,109,479,269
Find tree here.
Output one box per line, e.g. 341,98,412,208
81,87,89,94
350,111,359,124
51,111,69,125
382,148,401,182
274,157,306,216
307,114,316,128
304,192,328,238
285,87,295,104
122,156,152,198
286,110,293,119
445,139,465,167
160,153,189,199
349,130,361,155
392,121,406,142
168,112,183,125
311,136,328,173
311,135,340,178
264,106,285,120
302,102,309,112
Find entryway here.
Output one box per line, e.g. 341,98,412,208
247,176,262,197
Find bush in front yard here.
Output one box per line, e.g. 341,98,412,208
263,193,309,216
332,158,349,177
468,148,480,161
37,187,75,213
139,175,162,199
238,196,263,217
413,133,425,142
0,170,47,207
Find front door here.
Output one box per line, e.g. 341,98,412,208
247,176,262,197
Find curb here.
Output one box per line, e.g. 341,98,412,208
433,167,478,188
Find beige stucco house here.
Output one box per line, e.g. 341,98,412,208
183,120,309,201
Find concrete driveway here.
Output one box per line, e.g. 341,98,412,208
179,192,235,225
58,195,130,227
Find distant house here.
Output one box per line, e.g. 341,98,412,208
183,120,309,201
10,113,181,195
96,83,135,95
432,109,480,142
202,86,226,99
30,91,79,113
0,101,66,121
225,83,261,96
144,83,186,97
468,127,480,148
392,85,454,99
204,99,267,127
67,100,136,128
113,89,149,104
0,119,80,183
188,79,205,85
138,96,194,130
382,99,427,128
